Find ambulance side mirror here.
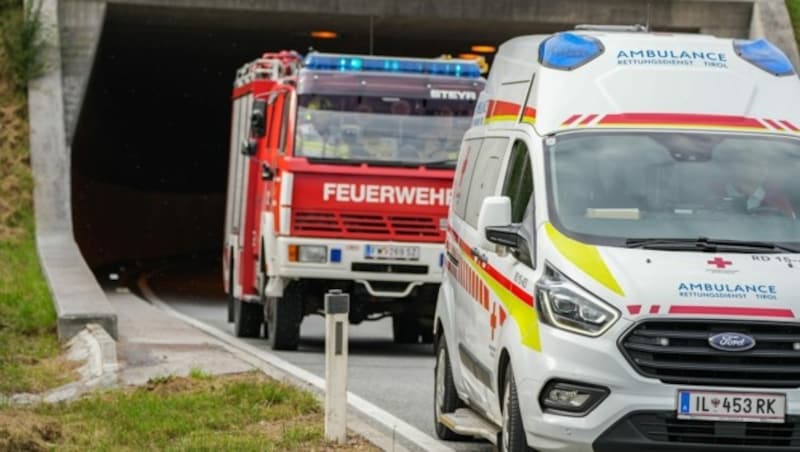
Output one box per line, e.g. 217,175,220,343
477,196,512,251
250,99,267,138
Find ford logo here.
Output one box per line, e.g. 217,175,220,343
708,332,756,352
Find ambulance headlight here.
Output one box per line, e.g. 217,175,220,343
535,265,619,337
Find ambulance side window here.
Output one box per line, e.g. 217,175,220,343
502,139,535,268
453,139,482,220
464,137,509,228
502,140,534,222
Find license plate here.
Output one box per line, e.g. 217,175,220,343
677,390,785,423
364,244,420,261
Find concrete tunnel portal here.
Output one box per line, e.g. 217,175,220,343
71,4,588,271
72,1,767,272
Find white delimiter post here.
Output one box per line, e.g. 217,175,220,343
324,289,349,443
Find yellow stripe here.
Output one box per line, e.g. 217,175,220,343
461,249,542,351
545,223,625,297
484,114,518,124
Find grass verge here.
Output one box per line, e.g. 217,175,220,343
0,372,377,451
0,0,75,395
789,0,800,52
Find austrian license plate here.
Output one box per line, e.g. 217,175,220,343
364,244,420,261
677,390,785,423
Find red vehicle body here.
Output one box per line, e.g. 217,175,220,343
223,51,484,350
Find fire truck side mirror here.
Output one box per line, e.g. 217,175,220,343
250,99,267,138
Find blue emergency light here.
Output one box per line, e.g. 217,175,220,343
304,53,482,78
538,32,604,70
734,38,795,76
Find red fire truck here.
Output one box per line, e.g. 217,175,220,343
223,51,484,350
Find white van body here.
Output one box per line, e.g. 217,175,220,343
434,28,800,451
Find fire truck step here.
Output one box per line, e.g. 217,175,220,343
438,408,500,444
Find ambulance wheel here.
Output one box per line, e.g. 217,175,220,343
233,298,263,338
434,335,466,440
500,363,529,452
393,314,420,344
265,286,302,351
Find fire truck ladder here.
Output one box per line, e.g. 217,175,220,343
234,50,302,87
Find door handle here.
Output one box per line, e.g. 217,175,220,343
471,247,487,264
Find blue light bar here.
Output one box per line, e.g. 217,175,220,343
538,32,604,70
734,38,795,76
303,53,482,78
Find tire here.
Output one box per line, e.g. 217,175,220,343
233,298,263,338
393,314,420,344
434,335,467,440
500,363,529,452
265,284,303,350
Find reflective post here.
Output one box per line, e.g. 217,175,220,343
324,289,349,443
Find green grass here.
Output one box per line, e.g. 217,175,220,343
0,0,68,395
0,373,371,451
789,0,800,52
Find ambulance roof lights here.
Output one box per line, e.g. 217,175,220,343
538,32,604,71
304,53,482,78
734,38,795,76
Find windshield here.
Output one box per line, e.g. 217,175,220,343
294,94,474,166
546,131,800,247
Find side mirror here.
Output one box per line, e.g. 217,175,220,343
250,99,267,137
477,196,511,251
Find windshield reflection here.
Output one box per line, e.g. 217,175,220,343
546,131,800,246
295,95,473,165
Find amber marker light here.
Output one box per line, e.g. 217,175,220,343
310,30,338,39
470,44,496,54
458,53,481,60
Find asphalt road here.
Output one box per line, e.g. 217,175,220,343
141,258,492,452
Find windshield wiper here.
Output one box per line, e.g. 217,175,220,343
306,157,420,168
624,237,799,253
422,159,457,168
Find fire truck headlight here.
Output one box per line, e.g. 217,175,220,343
296,245,328,263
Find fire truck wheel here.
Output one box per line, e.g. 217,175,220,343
393,314,421,344
233,299,263,338
434,335,467,440
265,289,302,351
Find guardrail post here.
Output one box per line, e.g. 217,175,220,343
324,289,349,443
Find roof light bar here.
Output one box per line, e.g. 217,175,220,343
734,38,795,76
303,53,482,78
539,32,604,71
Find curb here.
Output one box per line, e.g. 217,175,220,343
8,323,119,406
138,275,451,452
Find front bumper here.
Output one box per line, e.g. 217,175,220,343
275,236,444,285
512,321,800,451
593,411,800,451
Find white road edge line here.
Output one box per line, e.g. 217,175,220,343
137,275,453,452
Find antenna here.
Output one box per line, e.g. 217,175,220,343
645,1,651,32
369,16,374,55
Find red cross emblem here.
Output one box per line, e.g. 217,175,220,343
707,257,732,269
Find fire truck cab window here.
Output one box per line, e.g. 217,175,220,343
294,94,474,166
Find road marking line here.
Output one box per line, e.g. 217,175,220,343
138,275,453,452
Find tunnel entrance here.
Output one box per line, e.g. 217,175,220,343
71,4,549,269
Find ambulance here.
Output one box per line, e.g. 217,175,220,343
433,26,800,451
223,51,484,350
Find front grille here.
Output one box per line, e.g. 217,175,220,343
630,412,800,447
620,320,800,388
352,263,428,274
292,210,442,242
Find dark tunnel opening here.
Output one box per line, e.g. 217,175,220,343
71,5,545,271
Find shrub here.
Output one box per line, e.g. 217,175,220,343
1,0,46,92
